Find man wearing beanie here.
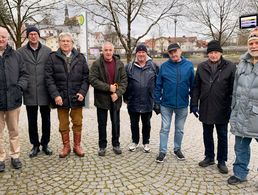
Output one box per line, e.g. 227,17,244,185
124,44,158,153
227,28,258,185
154,43,194,163
190,40,236,174
17,26,52,158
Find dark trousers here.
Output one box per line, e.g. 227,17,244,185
128,111,152,145
26,105,51,147
97,103,120,149
202,123,228,163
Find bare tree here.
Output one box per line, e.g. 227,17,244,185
0,0,60,48
0,0,11,26
249,0,258,12
74,0,183,62
187,0,244,45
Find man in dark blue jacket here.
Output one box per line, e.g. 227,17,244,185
124,45,158,153
154,43,194,163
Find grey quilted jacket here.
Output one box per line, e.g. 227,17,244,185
230,52,258,138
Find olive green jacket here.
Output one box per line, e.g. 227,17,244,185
89,55,127,110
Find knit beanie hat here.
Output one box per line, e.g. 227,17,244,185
207,40,223,54
136,44,147,53
248,28,258,42
26,26,40,38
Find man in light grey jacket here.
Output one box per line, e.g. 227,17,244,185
227,28,258,185
18,26,52,158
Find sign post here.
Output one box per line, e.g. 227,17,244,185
78,12,90,108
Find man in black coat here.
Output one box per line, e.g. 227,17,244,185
45,32,89,158
18,26,52,158
0,27,28,171
190,40,236,174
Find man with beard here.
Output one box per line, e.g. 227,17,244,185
227,28,258,185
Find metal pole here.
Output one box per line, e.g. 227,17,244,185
85,11,90,108
174,16,177,43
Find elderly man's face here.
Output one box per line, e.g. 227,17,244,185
0,28,9,50
136,51,147,64
248,39,258,57
59,36,73,53
208,51,222,63
103,43,114,62
168,48,182,62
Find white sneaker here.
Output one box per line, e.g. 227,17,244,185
143,144,151,153
128,143,138,152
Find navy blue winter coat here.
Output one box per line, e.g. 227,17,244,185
124,59,158,113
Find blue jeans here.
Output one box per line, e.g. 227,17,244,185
159,106,188,154
233,136,258,180
202,123,228,163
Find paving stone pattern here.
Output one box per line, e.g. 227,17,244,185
0,87,257,194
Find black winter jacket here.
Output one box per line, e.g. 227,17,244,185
124,59,158,113
45,48,89,108
0,45,28,111
191,58,236,124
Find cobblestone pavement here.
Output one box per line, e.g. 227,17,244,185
0,87,257,194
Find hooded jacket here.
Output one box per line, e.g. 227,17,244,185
124,57,158,113
230,52,258,138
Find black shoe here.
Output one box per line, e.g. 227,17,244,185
42,145,53,155
198,158,215,167
227,175,246,185
98,148,106,156
11,158,22,169
29,146,40,158
0,161,5,172
155,152,166,163
174,150,185,161
113,146,122,155
217,162,228,174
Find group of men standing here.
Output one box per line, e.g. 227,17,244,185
0,25,257,186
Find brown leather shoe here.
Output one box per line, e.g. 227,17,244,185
59,132,71,158
73,132,84,157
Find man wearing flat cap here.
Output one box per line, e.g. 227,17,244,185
190,40,236,174
227,28,258,185
18,26,53,158
124,44,158,153
154,43,194,163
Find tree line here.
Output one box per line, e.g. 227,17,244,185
0,0,258,62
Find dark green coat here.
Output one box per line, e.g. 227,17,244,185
89,55,127,110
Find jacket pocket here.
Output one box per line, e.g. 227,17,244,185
247,106,258,134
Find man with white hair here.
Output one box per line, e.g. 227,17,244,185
0,27,28,171
227,28,258,185
45,32,89,158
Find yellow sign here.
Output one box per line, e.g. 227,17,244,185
78,14,85,26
